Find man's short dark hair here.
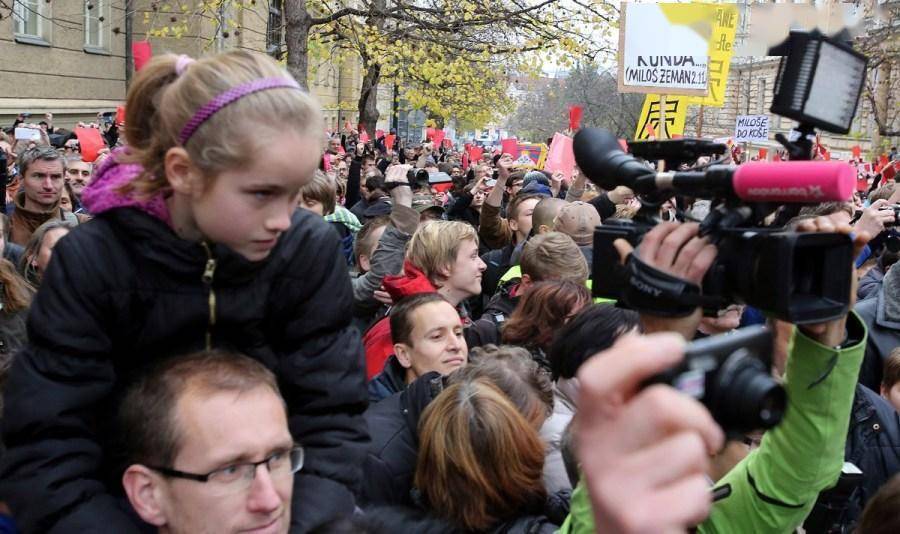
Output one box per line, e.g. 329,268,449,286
115,350,282,470
365,174,386,193
18,145,65,178
390,293,448,347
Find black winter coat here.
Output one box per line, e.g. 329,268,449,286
361,371,443,508
0,207,369,533
806,384,900,532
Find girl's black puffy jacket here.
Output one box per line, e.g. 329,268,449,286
0,207,369,533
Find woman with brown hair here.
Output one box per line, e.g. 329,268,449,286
501,280,591,371
415,377,557,533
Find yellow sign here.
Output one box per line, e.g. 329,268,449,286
688,4,738,107
634,95,687,140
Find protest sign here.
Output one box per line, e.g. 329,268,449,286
74,127,106,163
733,115,769,143
687,4,738,107
618,2,716,96
544,133,575,177
635,95,687,140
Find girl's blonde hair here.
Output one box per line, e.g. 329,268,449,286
406,220,478,284
120,50,324,197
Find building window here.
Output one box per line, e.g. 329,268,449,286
266,0,283,58
757,78,766,114
84,0,106,51
13,0,49,43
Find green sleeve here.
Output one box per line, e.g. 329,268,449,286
558,313,866,534
700,312,866,533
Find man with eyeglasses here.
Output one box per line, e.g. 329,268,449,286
120,350,302,534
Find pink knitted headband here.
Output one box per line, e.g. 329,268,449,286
177,76,302,145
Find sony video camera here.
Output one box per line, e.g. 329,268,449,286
574,127,855,324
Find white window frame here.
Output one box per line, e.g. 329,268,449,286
13,0,50,45
84,0,108,53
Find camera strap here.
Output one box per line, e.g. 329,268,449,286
623,253,714,317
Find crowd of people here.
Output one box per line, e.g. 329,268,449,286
0,49,899,534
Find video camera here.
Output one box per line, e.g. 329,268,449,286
574,30,867,325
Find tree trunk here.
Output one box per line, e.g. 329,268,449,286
284,0,312,90
358,62,381,137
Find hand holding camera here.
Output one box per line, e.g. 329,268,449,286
854,198,896,237
575,332,724,534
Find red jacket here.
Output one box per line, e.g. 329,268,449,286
363,261,437,380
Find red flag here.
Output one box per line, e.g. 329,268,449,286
851,145,862,159
74,127,106,163
758,148,768,160
568,105,583,131
132,41,152,71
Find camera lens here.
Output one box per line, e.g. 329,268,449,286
709,350,786,433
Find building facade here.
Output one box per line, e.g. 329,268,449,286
1,0,370,131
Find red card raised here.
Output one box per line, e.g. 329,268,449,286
851,145,861,159
74,127,106,163
468,146,484,163
115,105,125,126
568,105,583,131
500,138,518,157
432,129,446,147
758,148,768,160
132,41,152,71
359,130,370,143
385,134,396,149
426,127,436,141
375,129,384,139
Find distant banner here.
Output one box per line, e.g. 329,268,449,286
687,4,738,107
733,115,770,143
634,95,687,140
618,2,718,96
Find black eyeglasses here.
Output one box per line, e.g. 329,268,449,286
148,446,303,495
